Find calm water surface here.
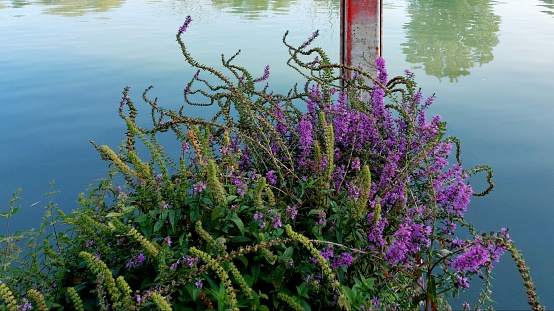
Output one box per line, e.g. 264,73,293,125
1,0,553,309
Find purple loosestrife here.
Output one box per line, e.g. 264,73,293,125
385,219,431,266
297,115,314,166
298,30,319,50
449,237,505,273
178,16,192,34
265,170,277,185
367,210,388,250
254,65,270,82
273,105,288,136
456,275,470,289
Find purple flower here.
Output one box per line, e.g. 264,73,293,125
297,115,313,164
169,260,180,271
254,211,264,220
385,219,431,265
254,65,270,82
192,181,207,195
286,205,298,220
19,300,32,311
126,253,146,269
85,239,95,248
265,170,277,185
182,256,199,268
299,30,319,49
195,279,203,288
450,242,491,273
164,236,172,246
182,141,190,152
178,16,192,34
456,275,470,289
271,213,282,229
351,157,361,170
315,210,326,227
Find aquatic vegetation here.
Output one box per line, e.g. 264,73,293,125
0,16,544,311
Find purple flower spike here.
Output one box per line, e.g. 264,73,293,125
178,16,192,34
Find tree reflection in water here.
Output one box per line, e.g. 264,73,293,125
211,0,297,19
538,0,554,16
38,0,124,16
401,0,500,83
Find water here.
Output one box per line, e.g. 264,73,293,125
1,0,553,309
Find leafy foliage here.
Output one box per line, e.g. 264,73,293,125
0,16,545,311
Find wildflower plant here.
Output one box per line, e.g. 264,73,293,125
0,16,545,311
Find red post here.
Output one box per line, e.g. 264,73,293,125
341,0,383,77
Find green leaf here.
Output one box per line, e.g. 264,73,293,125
106,212,123,217
230,213,245,235
251,264,261,283
283,246,293,258
300,299,312,311
341,286,356,302
134,214,149,226
296,282,309,298
427,274,438,310
168,209,177,231
153,220,164,232
211,206,224,221
226,195,238,204
230,236,252,243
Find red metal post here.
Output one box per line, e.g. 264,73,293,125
341,0,383,77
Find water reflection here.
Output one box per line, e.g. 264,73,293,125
538,0,554,16
2,0,32,8
401,0,501,82
209,0,337,19
39,0,124,16
210,0,297,19
0,0,123,15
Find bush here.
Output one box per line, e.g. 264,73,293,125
0,16,544,311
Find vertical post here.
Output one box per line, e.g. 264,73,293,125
340,0,383,78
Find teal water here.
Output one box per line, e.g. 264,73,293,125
1,0,553,309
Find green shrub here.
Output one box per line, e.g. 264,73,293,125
0,16,544,311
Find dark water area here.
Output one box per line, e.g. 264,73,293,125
1,0,553,309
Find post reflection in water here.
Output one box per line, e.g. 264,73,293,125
401,0,500,83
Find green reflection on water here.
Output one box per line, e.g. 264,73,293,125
401,0,501,83
538,0,554,16
0,0,124,15
3,0,32,8
210,0,338,19
211,0,297,19
39,0,124,16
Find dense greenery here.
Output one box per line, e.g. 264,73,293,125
0,17,544,311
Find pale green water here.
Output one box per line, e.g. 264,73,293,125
1,0,553,309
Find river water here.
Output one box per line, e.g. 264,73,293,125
1,0,553,309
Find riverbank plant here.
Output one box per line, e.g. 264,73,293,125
0,16,545,311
